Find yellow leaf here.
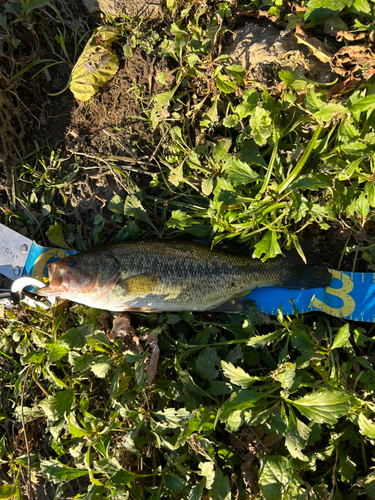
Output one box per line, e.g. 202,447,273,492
69,26,119,102
295,24,332,63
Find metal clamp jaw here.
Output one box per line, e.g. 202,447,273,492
10,277,56,310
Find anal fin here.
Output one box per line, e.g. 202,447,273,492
209,296,256,313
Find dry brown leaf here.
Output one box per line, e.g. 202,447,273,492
145,335,160,386
331,45,375,77
292,2,308,12
325,75,363,98
295,24,333,63
336,30,366,42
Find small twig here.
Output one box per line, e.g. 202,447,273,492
20,365,33,500
361,438,368,472
351,250,359,273
144,129,169,170
32,368,49,397
352,370,364,393
327,447,339,500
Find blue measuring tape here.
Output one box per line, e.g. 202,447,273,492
23,243,375,322
246,270,375,323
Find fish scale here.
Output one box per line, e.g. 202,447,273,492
37,240,332,312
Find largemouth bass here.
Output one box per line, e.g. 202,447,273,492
37,240,332,312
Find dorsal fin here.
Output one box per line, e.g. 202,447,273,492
197,239,251,257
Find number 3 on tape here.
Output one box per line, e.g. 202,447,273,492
310,270,375,322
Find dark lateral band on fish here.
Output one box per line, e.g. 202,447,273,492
37,240,332,313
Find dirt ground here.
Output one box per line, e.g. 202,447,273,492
0,0,169,240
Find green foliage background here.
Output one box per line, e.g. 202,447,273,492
1,0,375,498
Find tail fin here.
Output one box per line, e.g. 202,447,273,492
280,246,332,290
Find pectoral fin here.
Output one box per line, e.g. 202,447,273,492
119,273,160,296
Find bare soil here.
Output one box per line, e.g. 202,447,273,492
0,0,168,236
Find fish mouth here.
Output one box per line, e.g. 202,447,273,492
37,263,72,297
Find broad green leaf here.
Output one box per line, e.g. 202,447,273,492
198,461,215,489
39,389,74,421
60,324,94,349
358,413,375,440
258,455,305,500
242,88,259,106
247,329,284,348
224,409,244,432
209,467,231,500
154,408,191,428
288,389,352,425
169,163,184,187
151,87,178,128
223,114,239,128
219,389,274,421
285,408,310,461
364,473,375,496
165,474,188,492
108,194,125,214
304,0,355,22
68,413,94,438
234,103,252,119
213,177,238,205
200,94,219,128
170,23,187,35
252,230,282,262
349,93,375,113
215,74,237,94
106,468,137,485
40,459,89,483
47,343,70,362
225,64,246,85
24,350,46,364
178,369,217,401
331,323,350,349
226,159,259,186
212,138,232,162
314,103,348,122
274,363,296,390
0,483,18,499
338,449,356,482
355,192,370,223
351,0,371,14
167,210,193,229
250,106,273,146
279,70,318,90
195,347,221,381
91,357,112,378
124,194,157,231
221,361,260,388
202,175,214,196
47,222,70,249
365,181,375,207
70,26,119,101
188,480,206,500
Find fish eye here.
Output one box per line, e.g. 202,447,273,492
67,258,75,267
